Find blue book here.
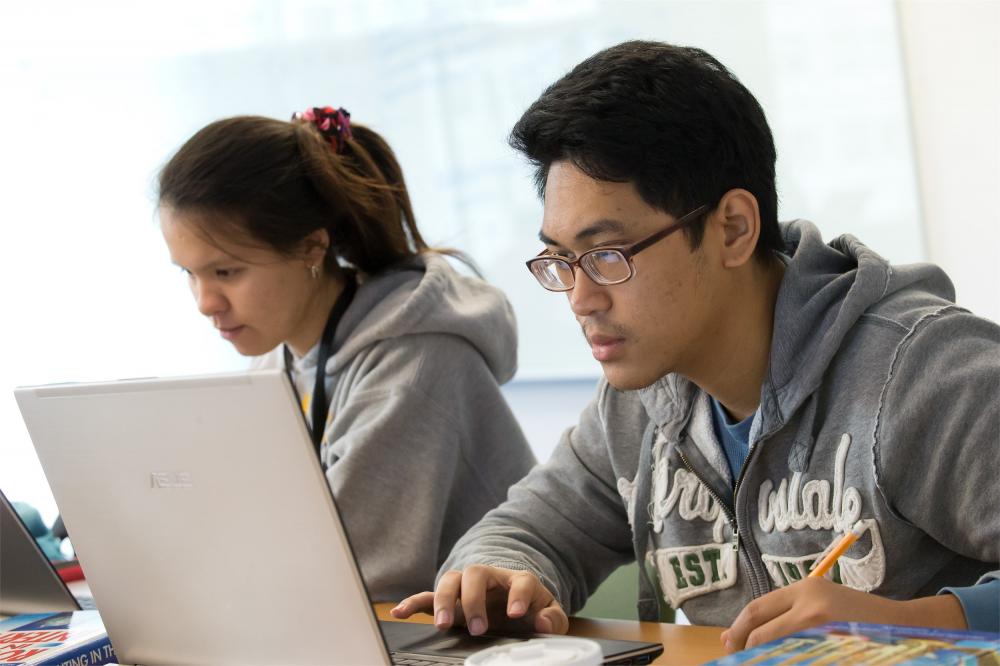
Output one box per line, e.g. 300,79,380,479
0,611,115,666
705,622,1000,665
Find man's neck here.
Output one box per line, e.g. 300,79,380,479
694,256,785,422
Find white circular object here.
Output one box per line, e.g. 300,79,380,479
464,637,603,666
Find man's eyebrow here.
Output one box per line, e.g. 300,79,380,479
538,218,629,247
538,230,559,246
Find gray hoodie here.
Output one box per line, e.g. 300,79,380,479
254,253,536,601
440,220,999,627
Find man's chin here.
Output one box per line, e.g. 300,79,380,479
602,365,664,392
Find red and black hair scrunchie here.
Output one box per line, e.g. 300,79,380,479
291,106,353,154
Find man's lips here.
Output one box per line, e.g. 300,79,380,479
587,333,626,362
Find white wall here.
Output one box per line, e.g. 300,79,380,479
507,0,1000,474
502,379,600,463
898,0,1000,321
1,0,993,521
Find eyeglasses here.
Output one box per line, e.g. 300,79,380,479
526,205,709,292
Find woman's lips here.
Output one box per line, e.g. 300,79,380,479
588,334,625,362
218,325,245,341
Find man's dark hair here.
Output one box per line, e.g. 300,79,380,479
510,40,784,259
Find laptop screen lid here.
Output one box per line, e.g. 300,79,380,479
0,486,81,615
16,370,664,665
15,370,390,665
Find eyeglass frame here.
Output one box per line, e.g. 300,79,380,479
525,204,709,292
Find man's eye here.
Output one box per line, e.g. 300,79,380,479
544,249,574,261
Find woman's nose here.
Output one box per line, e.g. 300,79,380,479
193,280,227,317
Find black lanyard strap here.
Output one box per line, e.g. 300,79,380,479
309,272,357,459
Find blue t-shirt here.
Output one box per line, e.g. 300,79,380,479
708,397,999,632
709,397,754,485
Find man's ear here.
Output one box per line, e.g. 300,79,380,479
300,228,330,266
714,189,761,268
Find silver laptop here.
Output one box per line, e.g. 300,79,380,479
15,370,662,665
0,487,95,614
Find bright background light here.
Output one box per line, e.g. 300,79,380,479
2,0,995,522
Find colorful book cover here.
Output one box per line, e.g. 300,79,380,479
0,611,115,666
705,622,1000,665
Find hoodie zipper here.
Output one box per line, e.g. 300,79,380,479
676,448,740,553
677,442,769,599
732,437,769,598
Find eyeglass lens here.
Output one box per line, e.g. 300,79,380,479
530,259,571,290
531,250,632,290
582,250,631,283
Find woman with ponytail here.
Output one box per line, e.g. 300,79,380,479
157,107,535,600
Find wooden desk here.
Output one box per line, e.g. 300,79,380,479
374,603,726,665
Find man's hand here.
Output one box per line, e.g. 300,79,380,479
390,565,570,636
720,577,967,653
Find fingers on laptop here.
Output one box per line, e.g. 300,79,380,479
535,604,570,635
505,571,569,635
390,569,470,628
392,566,568,636
458,567,494,634
390,591,435,619
496,569,568,635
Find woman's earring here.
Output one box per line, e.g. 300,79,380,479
310,265,320,279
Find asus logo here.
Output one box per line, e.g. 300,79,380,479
150,471,194,489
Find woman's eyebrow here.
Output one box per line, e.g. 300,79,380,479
171,258,232,273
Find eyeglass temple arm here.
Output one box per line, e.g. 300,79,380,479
627,204,709,256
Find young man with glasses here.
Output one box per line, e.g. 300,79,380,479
393,41,999,650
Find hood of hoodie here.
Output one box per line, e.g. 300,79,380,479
322,253,518,383
760,219,955,429
641,219,956,433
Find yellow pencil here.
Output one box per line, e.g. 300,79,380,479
809,521,864,579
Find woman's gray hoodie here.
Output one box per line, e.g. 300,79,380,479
440,220,999,627
254,254,536,601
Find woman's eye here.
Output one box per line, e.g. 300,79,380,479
215,268,241,278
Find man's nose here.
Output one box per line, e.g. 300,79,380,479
568,266,611,317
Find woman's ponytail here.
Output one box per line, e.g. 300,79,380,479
158,109,472,277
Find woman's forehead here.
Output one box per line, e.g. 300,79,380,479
161,208,282,266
